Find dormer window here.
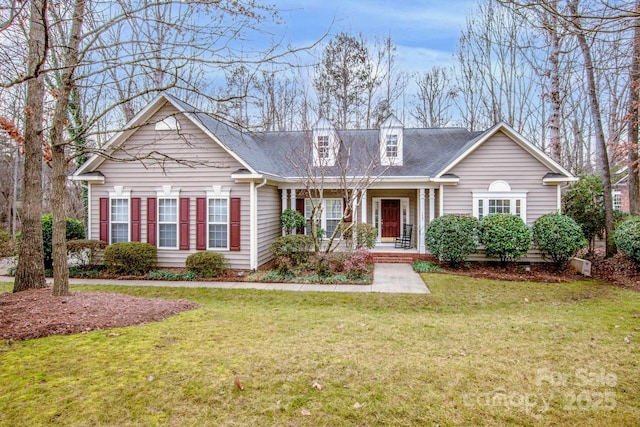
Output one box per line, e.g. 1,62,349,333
317,135,330,160
379,115,403,166
386,134,398,158
312,117,338,167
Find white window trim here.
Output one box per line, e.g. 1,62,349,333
155,116,180,131
156,186,180,249
108,186,131,244
380,126,403,166
612,190,622,211
472,191,528,222
313,130,337,167
206,186,230,251
304,198,343,239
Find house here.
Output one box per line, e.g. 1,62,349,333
613,168,630,213
73,93,577,269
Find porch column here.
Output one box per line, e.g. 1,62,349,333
351,192,358,250
419,188,426,254
438,185,444,218
429,188,436,223
281,189,288,236
361,189,367,223
290,188,297,234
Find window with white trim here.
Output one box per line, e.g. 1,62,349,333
304,198,343,238
386,134,398,158
473,181,527,221
317,135,330,160
613,190,622,211
158,198,178,248
208,198,229,249
110,198,129,243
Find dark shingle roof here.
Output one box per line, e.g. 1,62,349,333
167,94,485,178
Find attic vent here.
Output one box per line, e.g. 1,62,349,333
155,116,180,131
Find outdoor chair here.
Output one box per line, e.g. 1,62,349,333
394,223,413,249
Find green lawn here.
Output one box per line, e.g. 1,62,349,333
0,275,638,426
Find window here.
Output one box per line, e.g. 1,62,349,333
317,135,330,160
304,198,343,238
386,134,398,158
158,198,178,248
208,198,228,249
110,198,129,243
613,191,622,211
473,181,527,221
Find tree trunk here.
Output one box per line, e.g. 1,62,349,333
570,1,616,257
14,0,48,292
50,0,86,296
629,2,640,215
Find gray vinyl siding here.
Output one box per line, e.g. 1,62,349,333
89,103,251,269
443,131,559,226
257,184,281,266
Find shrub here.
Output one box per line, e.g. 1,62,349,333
479,214,532,264
340,223,377,249
280,209,306,234
146,270,197,281
41,214,85,269
185,251,229,278
562,175,605,249
67,239,107,267
312,253,333,277
425,214,479,266
532,212,587,269
411,260,442,273
343,248,371,279
103,242,157,275
614,216,640,265
270,234,314,267
0,230,12,258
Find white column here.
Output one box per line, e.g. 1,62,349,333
290,188,297,234
419,188,426,254
351,191,358,250
361,189,367,223
438,185,444,218
250,181,256,270
281,189,288,236
429,188,436,223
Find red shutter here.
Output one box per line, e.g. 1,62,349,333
180,198,190,250
296,198,305,234
99,198,109,244
131,198,141,242
196,197,207,250
230,197,241,251
147,198,157,246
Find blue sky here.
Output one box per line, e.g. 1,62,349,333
270,0,479,73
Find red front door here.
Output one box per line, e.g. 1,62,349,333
381,199,400,238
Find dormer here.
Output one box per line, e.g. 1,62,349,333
379,115,403,166
312,117,339,167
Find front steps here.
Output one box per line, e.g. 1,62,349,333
371,252,435,264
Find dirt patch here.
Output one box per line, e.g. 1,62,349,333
443,262,581,283
583,249,640,292
0,288,198,341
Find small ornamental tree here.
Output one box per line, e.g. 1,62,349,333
479,213,531,264
532,212,587,270
614,216,640,265
562,174,605,251
280,209,306,235
425,214,479,266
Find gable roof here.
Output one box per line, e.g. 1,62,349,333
75,95,576,183
435,122,574,179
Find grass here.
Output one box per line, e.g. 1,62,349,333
0,275,639,426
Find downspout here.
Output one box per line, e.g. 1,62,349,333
250,178,268,271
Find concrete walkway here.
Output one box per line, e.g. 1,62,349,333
0,263,430,294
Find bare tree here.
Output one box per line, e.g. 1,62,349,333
412,66,456,127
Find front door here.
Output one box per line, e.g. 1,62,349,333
381,199,400,239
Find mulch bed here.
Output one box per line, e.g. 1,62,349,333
0,288,198,341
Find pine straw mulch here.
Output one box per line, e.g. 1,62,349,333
0,288,199,341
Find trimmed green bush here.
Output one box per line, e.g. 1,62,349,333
532,212,587,269
425,214,479,266
0,230,12,258
614,216,640,265
42,214,85,269
280,209,306,234
103,242,157,275
562,175,605,248
340,222,378,249
185,251,229,278
479,214,531,264
270,234,314,267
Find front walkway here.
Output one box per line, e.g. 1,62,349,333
0,263,430,295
